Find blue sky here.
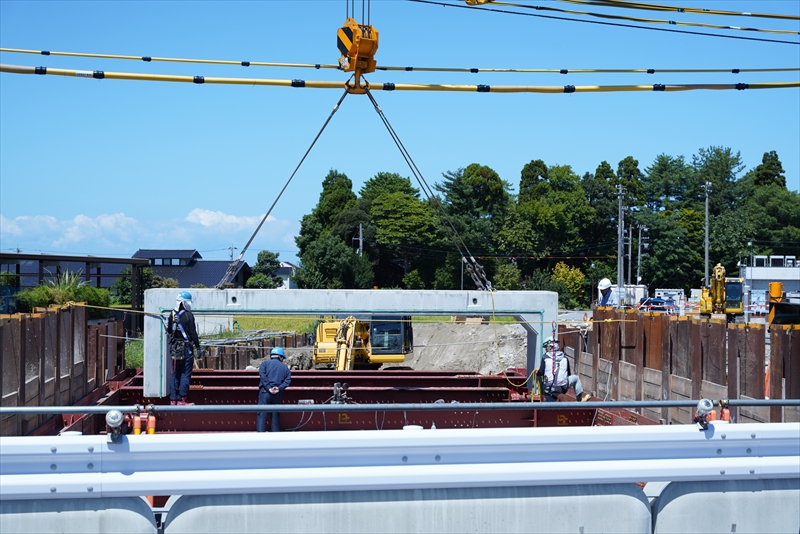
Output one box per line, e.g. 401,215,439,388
1,0,798,267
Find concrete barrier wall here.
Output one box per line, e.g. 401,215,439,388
163,485,652,534
0,497,157,534
653,479,800,534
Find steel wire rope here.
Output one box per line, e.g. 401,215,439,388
553,0,800,21
362,84,493,290
4,64,800,93
410,0,800,45
215,89,350,288
467,0,800,35
6,47,800,75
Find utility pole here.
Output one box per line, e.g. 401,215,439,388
702,181,712,287
627,225,633,287
637,225,648,286
352,224,364,256
617,184,625,308
228,245,237,261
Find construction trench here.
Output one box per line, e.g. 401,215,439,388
1,289,798,533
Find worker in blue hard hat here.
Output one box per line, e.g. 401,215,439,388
167,291,202,406
257,347,292,432
534,336,591,402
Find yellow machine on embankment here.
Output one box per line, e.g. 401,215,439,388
700,263,744,321
312,315,413,370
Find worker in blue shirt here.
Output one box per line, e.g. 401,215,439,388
598,278,619,307
257,347,292,432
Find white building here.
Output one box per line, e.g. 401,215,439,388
741,255,800,293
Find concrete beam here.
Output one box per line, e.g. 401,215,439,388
143,289,557,397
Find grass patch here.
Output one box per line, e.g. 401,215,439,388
228,316,318,335
125,339,144,369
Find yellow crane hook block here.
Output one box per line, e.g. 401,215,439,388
337,17,379,75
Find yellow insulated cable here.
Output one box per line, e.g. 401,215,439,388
3,48,798,76
554,0,800,21
473,0,800,35
2,64,798,93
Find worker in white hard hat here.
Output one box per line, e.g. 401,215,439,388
167,291,202,406
534,336,591,402
597,278,619,307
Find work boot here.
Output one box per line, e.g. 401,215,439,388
177,397,194,406
170,400,177,406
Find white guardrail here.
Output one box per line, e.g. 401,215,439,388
1,422,798,501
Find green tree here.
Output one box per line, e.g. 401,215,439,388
642,154,691,212
616,156,645,206
753,150,786,188
551,262,585,307
691,146,744,216
246,250,283,289
581,163,617,260
295,233,373,289
402,269,425,289
518,159,548,205
360,172,419,202
111,266,154,305
493,262,522,290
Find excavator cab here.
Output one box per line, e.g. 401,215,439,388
313,315,412,370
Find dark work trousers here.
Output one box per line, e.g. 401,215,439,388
170,347,194,401
257,389,284,432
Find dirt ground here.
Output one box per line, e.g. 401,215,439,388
254,323,529,374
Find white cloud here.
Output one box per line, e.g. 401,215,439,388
55,213,140,247
185,208,273,231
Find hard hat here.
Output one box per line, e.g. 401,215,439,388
598,278,612,290
541,336,557,348
270,347,285,359
175,291,193,310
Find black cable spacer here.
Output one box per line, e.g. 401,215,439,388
405,67,413,71
315,64,321,69
653,84,666,91
291,79,305,88
93,70,105,79
477,84,490,92
142,56,152,62
241,61,250,67
34,66,47,75
560,69,568,74
564,85,575,93
383,82,395,91
735,83,749,91
647,69,655,74
732,69,740,74
470,68,478,73
193,76,205,84
41,50,50,56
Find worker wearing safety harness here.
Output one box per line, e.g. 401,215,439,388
168,291,202,406
534,336,591,402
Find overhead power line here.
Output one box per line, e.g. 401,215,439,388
464,0,799,34
552,0,800,21
411,0,800,45
2,64,798,93
5,48,797,76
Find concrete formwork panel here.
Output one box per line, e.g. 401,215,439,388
0,497,157,534
143,289,558,397
163,484,651,534
653,479,800,534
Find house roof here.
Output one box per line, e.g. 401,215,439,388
133,249,202,260
152,260,250,287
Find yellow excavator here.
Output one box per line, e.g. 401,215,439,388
700,263,744,320
313,315,413,370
